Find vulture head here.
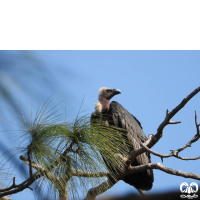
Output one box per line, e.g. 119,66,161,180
95,87,121,113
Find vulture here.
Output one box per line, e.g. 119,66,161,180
91,87,154,191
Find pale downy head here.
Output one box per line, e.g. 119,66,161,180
98,87,121,101
95,87,121,113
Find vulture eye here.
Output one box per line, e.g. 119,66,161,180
106,89,112,93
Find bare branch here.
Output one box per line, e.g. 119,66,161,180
171,111,200,157
140,142,200,161
0,178,17,193
137,189,146,196
140,142,172,158
126,87,200,164
0,172,41,198
176,112,200,154
84,159,200,200
173,155,200,160
0,196,12,200
126,162,200,180
195,110,200,135
168,121,181,124
137,110,200,161
126,134,154,165
149,86,200,148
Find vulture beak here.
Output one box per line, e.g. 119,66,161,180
113,89,121,95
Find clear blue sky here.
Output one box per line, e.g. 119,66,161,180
1,51,200,199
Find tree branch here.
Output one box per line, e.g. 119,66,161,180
137,189,146,196
20,155,71,200
84,160,200,200
0,177,16,193
20,155,59,182
126,134,153,165
0,196,12,200
140,142,200,161
50,141,74,170
127,86,200,164
0,172,41,198
71,169,109,178
21,155,109,180
83,176,117,200
138,110,200,161
151,86,200,147
126,162,200,180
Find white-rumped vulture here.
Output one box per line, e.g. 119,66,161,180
91,87,154,191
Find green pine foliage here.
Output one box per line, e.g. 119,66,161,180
1,99,131,200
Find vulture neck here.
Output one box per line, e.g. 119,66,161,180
99,98,110,113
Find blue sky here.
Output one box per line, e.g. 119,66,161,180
1,51,200,199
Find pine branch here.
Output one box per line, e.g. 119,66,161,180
84,176,117,200
20,155,70,200
50,141,74,170
20,155,110,200
71,169,109,178
20,155,59,182
21,154,109,178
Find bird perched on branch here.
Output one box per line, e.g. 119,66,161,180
91,87,154,191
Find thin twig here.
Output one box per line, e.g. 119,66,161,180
140,142,200,161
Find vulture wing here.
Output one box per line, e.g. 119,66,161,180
107,101,154,190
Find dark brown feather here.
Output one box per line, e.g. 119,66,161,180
107,101,154,190
91,101,154,190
